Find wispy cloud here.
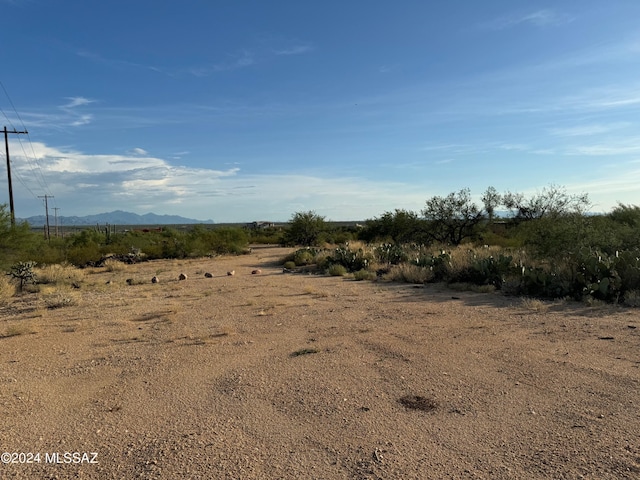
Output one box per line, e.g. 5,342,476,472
62,97,94,108
273,45,313,56
549,123,631,137
70,114,93,126
76,49,164,74
129,147,149,156
566,143,640,156
484,9,574,30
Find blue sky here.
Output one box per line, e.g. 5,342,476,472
1,0,640,222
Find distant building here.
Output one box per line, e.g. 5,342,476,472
247,221,276,230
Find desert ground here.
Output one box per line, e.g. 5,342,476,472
0,246,639,479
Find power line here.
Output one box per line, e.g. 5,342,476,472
0,80,54,214
3,126,28,225
0,80,51,196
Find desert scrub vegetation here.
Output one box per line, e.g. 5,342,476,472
0,274,16,304
353,269,377,281
1,183,640,305
9,261,37,291
1,323,35,338
35,263,86,286
0,203,252,269
327,264,347,276
383,264,434,284
39,287,80,309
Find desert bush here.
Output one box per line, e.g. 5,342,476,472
361,209,429,244
103,258,126,272
66,243,102,266
285,211,327,246
383,264,433,284
448,282,496,293
294,248,317,266
623,290,640,307
40,287,80,309
283,261,296,270
520,297,549,312
353,269,377,281
327,264,347,276
451,253,516,288
313,250,333,270
35,263,85,286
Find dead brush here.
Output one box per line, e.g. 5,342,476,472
39,286,81,309
383,264,434,284
103,258,126,272
0,275,16,305
35,263,86,287
1,323,35,338
520,297,549,312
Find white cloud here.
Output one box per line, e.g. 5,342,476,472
70,114,93,126
273,45,313,55
129,147,149,156
62,97,94,108
549,123,630,137
9,142,426,221
485,9,574,30
567,144,640,156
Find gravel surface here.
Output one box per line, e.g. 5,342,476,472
1,246,639,479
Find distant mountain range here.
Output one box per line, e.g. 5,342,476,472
19,210,214,226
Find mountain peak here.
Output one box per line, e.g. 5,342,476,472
19,211,214,226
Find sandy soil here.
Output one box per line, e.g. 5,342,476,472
1,246,639,479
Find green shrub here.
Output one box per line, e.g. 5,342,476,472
353,269,377,281
294,248,316,266
283,261,296,269
285,211,327,246
327,264,347,276
66,244,102,266
383,264,433,284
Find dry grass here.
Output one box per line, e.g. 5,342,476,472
103,258,126,272
303,285,329,298
0,275,16,305
36,263,86,286
2,322,35,338
623,290,640,307
520,297,549,312
383,264,434,284
353,269,377,281
448,282,496,294
327,264,347,276
39,287,81,309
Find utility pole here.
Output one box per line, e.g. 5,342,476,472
53,207,60,237
3,126,28,226
38,194,53,240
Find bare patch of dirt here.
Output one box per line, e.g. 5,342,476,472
398,395,438,412
1,246,639,479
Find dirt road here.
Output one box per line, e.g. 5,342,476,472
1,246,639,479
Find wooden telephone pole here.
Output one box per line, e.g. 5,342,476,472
3,126,28,226
38,194,54,240
53,207,60,237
